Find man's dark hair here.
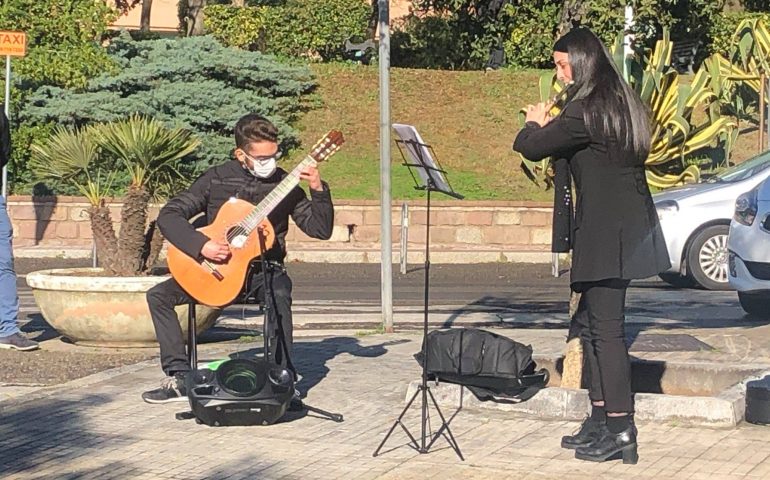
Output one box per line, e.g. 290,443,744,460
234,114,279,149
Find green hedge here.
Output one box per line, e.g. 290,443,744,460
0,0,117,89
504,2,561,69
709,11,770,57
205,0,370,61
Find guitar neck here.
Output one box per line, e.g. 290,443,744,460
241,156,317,231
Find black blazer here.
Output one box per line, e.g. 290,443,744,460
513,100,670,283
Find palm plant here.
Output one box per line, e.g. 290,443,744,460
30,116,200,276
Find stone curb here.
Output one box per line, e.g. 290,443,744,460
405,366,770,428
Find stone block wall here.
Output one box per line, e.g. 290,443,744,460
7,196,554,251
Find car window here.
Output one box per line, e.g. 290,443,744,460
710,151,770,183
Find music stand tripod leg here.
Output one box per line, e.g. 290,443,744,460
372,180,463,460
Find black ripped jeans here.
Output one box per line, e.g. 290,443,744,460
568,278,633,413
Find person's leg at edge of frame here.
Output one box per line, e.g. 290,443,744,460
142,277,194,404
0,196,38,351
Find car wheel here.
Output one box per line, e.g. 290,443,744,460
738,292,770,319
658,272,696,289
686,225,731,291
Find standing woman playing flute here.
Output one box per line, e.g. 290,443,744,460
513,27,670,464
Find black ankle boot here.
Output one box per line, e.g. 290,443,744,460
574,425,638,464
560,416,606,449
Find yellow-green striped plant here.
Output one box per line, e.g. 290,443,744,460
518,31,736,190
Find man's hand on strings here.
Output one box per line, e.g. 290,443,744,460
201,239,231,262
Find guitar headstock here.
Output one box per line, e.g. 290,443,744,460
309,130,345,163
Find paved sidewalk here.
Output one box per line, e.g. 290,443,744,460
2,330,770,480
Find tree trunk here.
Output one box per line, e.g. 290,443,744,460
366,0,379,40
556,0,586,38
182,0,207,36
88,205,121,276
140,0,153,33
231,0,245,6
561,290,584,389
117,185,151,275
143,220,165,273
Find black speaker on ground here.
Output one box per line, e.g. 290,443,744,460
745,377,770,425
186,358,294,427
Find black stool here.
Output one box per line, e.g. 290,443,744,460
185,261,266,369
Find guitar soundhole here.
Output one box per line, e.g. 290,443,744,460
227,226,249,249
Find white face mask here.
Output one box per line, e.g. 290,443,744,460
242,151,280,178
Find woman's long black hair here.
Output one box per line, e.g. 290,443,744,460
555,28,651,161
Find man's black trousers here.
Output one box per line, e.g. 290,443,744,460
146,265,294,377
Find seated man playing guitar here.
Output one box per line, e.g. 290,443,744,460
143,114,334,404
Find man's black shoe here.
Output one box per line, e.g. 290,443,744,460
142,373,188,404
0,333,39,351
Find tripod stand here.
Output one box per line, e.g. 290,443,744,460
255,227,344,423
373,124,464,460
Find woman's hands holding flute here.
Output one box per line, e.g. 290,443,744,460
524,102,554,127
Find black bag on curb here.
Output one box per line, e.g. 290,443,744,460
416,328,549,402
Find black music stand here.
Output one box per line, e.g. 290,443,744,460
373,124,464,460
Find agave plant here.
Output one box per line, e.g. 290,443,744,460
519,30,736,190
711,18,770,132
632,32,736,188
30,116,200,276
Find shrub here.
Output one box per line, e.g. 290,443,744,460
504,1,561,69
205,0,370,61
0,0,118,89
16,33,316,193
709,11,770,57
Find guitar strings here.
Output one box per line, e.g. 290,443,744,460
225,157,315,245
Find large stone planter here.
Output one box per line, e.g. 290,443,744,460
26,268,222,348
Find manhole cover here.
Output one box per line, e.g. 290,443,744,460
628,333,713,352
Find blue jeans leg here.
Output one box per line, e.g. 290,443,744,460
0,196,21,337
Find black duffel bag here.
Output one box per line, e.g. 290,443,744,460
416,328,549,401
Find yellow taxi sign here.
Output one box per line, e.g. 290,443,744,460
0,31,27,57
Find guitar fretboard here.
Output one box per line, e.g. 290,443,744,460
230,156,317,239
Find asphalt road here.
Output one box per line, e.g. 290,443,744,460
15,258,759,330
6,258,766,387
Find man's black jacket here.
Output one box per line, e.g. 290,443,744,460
158,160,334,262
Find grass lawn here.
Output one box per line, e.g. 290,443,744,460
294,63,764,201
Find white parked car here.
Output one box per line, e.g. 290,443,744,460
728,177,770,318
654,151,770,290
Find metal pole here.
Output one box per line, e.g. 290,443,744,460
757,72,766,153
400,202,408,274
378,0,393,333
552,253,559,277
767,76,770,151
2,56,10,199
623,4,634,80
420,185,431,452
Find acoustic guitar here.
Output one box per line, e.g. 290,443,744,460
167,130,344,307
